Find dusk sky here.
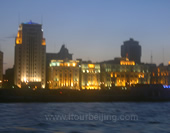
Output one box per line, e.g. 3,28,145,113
0,0,170,72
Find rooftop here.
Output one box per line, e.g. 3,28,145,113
23,20,39,25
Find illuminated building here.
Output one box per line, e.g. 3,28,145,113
14,21,46,88
100,58,150,88
151,63,170,85
46,45,72,87
0,51,3,88
81,63,101,89
120,57,135,65
145,63,157,84
121,38,141,64
48,60,79,89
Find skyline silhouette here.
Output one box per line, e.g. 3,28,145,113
0,0,170,72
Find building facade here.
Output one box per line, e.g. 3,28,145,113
151,64,170,85
80,63,101,89
100,58,150,89
48,60,79,89
3,67,14,88
121,38,141,64
48,60,101,90
48,58,153,90
0,51,3,88
46,44,72,86
14,21,46,88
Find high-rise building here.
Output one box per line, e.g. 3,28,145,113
14,21,46,88
0,51,3,88
121,38,141,64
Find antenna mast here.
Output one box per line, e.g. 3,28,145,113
163,47,164,65
151,51,153,64
18,12,20,25
41,15,43,25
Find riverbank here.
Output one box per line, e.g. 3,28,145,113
0,86,170,102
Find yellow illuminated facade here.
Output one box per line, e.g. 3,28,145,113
49,60,79,89
16,31,22,44
81,63,100,89
14,21,46,88
42,38,46,45
88,64,95,68
120,57,135,66
151,64,170,85
101,60,150,88
120,60,135,65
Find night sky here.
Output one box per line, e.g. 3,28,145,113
0,0,170,73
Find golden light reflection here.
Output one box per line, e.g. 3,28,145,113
115,73,117,77
16,38,22,44
138,73,144,78
16,31,22,45
42,38,46,45
120,60,135,65
88,64,95,68
111,73,113,78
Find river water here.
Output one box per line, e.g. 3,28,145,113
0,102,170,133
